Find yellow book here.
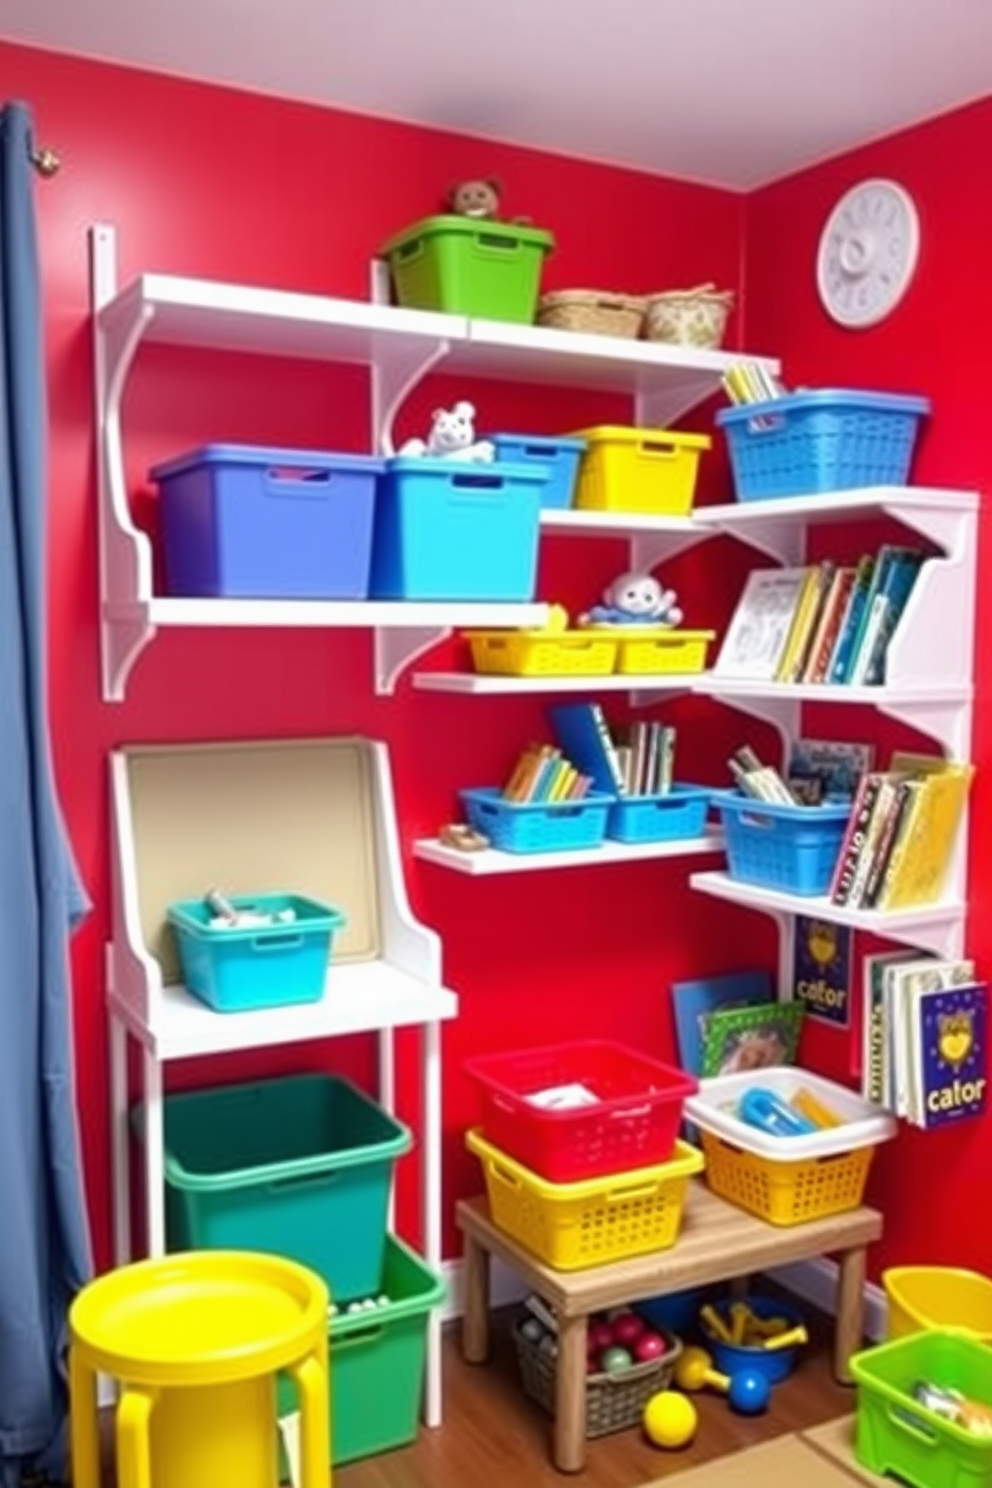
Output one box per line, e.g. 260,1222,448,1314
549,761,576,802
774,567,819,682
876,760,974,911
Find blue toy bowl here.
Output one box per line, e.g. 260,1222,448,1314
700,1294,806,1385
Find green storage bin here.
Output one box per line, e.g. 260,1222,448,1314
851,1329,992,1488
277,1234,445,1469
149,1073,412,1302
381,214,554,322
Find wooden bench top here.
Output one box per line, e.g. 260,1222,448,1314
456,1179,882,1319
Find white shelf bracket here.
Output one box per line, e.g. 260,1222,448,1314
635,380,723,433
876,696,973,760
701,514,806,566
371,340,452,456
705,688,802,761
375,626,452,695
630,529,712,574
91,223,157,701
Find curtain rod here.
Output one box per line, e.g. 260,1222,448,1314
30,144,60,177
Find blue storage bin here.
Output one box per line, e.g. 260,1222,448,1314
167,893,346,1013
489,433,586,509
369,458,547,600
714,791,851,896
460,786,611,854
151,444,385,599
716,390,930,502
636,1286,711,1337
607,784,713,844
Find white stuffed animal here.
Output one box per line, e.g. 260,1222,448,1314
399,401,495,462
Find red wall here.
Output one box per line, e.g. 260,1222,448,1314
5,34,989,1281
745,97,992,1274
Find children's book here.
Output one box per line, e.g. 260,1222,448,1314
792,917,852,1028
860,950,918,1102
885,956,975,1118
910,982,987,1129
787,739,875,805
701,1001,805,1078
670,969,773,1077
713,568,812,681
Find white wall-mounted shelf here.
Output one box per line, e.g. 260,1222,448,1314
690,870,965,961
415,828,724,876
92,223,779,702
539,507,710,573
411,670,693,697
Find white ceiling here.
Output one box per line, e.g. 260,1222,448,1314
5,0,992,188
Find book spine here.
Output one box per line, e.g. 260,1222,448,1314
861,780,912,908
830,773,881,905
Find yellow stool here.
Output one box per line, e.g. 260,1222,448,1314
69,1250,330,1488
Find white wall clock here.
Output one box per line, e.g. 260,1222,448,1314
816,178,919,328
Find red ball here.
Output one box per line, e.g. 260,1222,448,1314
634,1331,667,1362
589,1321,614,1353
612,1313,647,1348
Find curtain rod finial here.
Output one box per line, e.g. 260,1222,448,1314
32,145,60,178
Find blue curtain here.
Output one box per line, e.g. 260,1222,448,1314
0,102,92,1488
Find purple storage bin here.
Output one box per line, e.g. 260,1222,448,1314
151,444,385,599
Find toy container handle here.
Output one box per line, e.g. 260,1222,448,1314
885,1402,940,1447
487,1157,522,1192
605,1180,659,1203
335,1322,386,1349
608,1103,652,1121
250,933,305,953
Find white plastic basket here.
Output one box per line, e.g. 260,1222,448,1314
684,1067,896,1162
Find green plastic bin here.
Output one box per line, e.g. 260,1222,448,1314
381,214,554,322
149,1073,412,1302
851,1329,992,1488
277,1234,445,1469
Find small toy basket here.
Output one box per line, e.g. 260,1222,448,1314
607,784,713,844
464,629,618,678
685,1067,896,1226
460,786,611,854
716,390,930,502
609,628,716,676
513,1316,681,1438
883,1267,992,1346
464,1039,698,1183
643,286,734,349
714,790,851,897
467,1127,704,1269
537,290,644,338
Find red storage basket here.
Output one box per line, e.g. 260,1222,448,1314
464,1040,697,1183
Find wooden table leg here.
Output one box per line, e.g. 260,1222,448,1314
834,1244,867,1382
554,1314,588,1474
462,1233,491,1364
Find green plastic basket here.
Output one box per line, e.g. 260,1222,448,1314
277,1235,445,1469
381,214,554,322
851,1329,992,1488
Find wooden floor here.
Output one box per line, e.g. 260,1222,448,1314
336,1303,856,1488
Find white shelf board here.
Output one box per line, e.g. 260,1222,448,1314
415,828,724,876
697,675,972,708
411,670,695,695
112,959,458,1060
540,509,699,541
99,272,466,362
701,486,978,529
690,870,965,958
109,597,551,630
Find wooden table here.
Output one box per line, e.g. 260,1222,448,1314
456,1181,882,1474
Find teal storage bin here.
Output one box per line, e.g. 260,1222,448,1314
490,433,586,509
461,786,611,853
369,458,547,600
154,1074,412,1302
167,893,346,1013
851,1329,992,1488
607,784,712,844
277,1235,445,1469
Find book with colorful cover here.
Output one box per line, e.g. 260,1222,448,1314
887,956,975,1118
792,917,852,1028
701,1001,805,1078
911,982,988,1129
787,739,875,805
670,969,773,1077
861,950,918,1103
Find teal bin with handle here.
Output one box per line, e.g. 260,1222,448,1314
148,1073,413,1303
276,1234,446,1469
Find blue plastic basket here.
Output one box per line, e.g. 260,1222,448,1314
489,433,586,509
151,444,385,598
369,458,547,600
460,787,611,853
714,791,851,896
607,784,712,844
167,893,346,1013
716,390,930,502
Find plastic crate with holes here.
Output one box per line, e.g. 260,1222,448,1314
684,1067,896,1226
465,1126,703,1269
714,789,852,897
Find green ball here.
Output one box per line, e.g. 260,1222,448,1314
601,1346,633,1373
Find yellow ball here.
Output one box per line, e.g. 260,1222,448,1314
642,1389,698,1449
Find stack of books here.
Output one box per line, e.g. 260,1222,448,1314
721,360,788,405
501,744,593,804
715,546,927,687
548,703,676,798
726,740,874,808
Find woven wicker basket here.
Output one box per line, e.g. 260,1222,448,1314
537,289,645,338
513,1317,681,1438
644,284,734,348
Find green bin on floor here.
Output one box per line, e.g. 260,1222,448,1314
381,214,554,322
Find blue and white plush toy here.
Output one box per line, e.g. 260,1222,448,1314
579,571,683,628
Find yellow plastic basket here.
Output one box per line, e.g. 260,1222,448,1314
464,629,618,677
883,1267,992,1345
466,1128,704,1270
698,1130,876,1227
570,425,711,516
609,628,716,676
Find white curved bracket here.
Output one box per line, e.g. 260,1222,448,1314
375,626,452,695
630,529,712,574
372,341,452,456
704,687,801,763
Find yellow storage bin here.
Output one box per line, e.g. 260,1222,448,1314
604,627,716,676
698,1130,876,1227
465,628,618,677
570,425,711,515
466,1127,704,1270
883,1267,992,1345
